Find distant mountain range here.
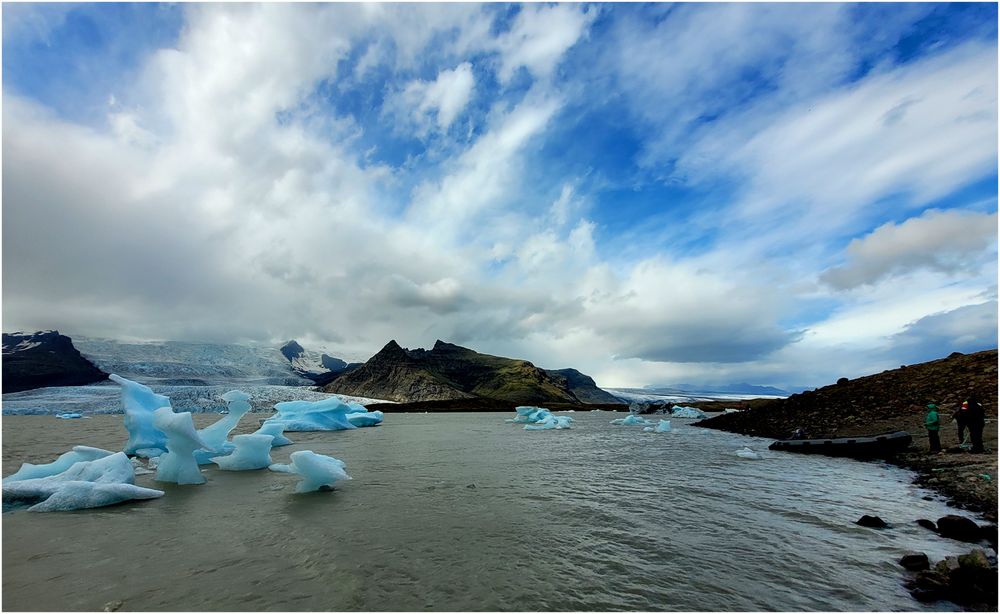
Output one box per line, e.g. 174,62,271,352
646,382,790,396
2,331,109,393
323,339,623,405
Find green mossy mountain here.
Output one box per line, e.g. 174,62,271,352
322,340,622,405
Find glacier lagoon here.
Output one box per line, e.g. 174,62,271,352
1,411,979,611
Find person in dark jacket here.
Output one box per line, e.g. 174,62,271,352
953,401,970,446
925,403,942,452
965,394,986,453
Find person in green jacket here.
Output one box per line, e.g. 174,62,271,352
925,403,941,452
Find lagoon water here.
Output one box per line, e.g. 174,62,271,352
2,412,976,611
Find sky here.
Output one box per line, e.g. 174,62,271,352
2,2,997,390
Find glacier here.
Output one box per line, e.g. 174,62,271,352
152,408,209,485
263,397,358,432
211,434,274,471
2,452,164,512
112,374,170,456
3,446,114,483
269,450,351,493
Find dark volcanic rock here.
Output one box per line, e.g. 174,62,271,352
856,514,888,528
2,331,108,393
279,340,305,362
917,519,938,532
321,354,347,372
323,340,608,405
937,515,983,543
542,368,623,404
900,552,930,571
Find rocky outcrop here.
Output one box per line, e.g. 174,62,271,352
2,331,109,393
543,368,623,404
323,340,620,405
904,548,997,610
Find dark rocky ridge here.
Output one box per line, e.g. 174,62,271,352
323,340,623,405
696,349,998,519
2,331,109,393
543,368,622,404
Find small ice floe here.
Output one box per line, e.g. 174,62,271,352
212,434,274,471
644,419,673,433
263,398,357,432
252,420,293,447
723,408,742,414
269,450,351,493
4,446,114,482
735,446,762,460
610,414,654,426
345,408,384,428
507,406,572,430
670,406,707,419
524,415,573,430
55,412,84,419
2,452,164,512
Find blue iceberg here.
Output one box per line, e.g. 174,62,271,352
611,414,655,426
671,406,707,419
111,374,170,456
211,434,274,471
252,420,293,447
346,410,384,427
524,415,573,430
151,408,209,485
2,452,164,512
263,397,357,432
508,406,552,424
643,419,673,433
194,390,253,465
269,450,351,493
3,446,114,483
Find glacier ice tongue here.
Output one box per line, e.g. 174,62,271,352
252,420,293,446
152,408,209,485
194,389,253,465
212,434,274,471
610,414,654,426
111,374,170,455
263,397,358,432
268,450,351,493
2,452,164,512
3,446,114,483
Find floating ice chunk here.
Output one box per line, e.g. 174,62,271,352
130,457,154,476
511,406,555,424
193,390,253,465
212,434,274,471
736,447,762,460
346,410,384,427
610,415,654,426
723,408,742,414
643,426,654,432
152,408,209,485
671,406,707,419
268,450,351,493
2,452,164,512
3,446,114,483
656,420,672,433
111,374,170,455
264,397,358,432
134,447,165,459
524,415,573,430
252,421,292,447
55,413,84,419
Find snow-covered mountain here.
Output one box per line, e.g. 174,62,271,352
279,340,359,384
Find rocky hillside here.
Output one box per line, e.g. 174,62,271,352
543,368,623,404
323,340,623,405
2,331,109,393
698,350,998,440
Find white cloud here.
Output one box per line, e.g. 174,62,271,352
395,62,476,133
495,4,596,84
821,209,999,289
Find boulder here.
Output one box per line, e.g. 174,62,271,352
856,514,888,528
899,552,930,571
937,515,982,542
916,519,937,532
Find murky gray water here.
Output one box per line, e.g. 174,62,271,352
2,412,978,611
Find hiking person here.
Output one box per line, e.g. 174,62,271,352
953,401,970,446
966,393,986,454
925,403,941,452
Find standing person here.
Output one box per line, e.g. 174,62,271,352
953,401,970,446
966,393,986,454
925,404,942,452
